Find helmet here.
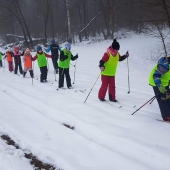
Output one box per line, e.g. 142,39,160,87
65,42,71,50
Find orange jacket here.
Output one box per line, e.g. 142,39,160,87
23,53,32,68
6,52,13,62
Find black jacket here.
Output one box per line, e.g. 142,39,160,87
50,44,60,56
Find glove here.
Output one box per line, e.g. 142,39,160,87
161,92,170,100
64,55,68,60
74,54,78,59
100,67,105,71
125,51,129,57
158,86,167,94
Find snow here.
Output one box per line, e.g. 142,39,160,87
0,34,170,170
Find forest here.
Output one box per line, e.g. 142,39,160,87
0,0,170,54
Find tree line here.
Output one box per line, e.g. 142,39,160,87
0,0,170,51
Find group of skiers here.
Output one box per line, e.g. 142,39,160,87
1,38,170,122
98,39,170,122
1,40,78,88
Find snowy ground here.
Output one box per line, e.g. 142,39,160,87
0,34,170,170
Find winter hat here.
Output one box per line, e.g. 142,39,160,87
14,46,19,51
65,42,71,50
37,46,42,51
112,39,120,50
26,48,30,53
51,39,55,44
8,47,11,51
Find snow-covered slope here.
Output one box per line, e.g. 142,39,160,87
0,34,170,170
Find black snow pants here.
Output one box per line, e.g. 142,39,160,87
0,60,2,67
14,61,23,74
52,55,58,72
58,67,71,88
153,86,170,119
40,66,48,82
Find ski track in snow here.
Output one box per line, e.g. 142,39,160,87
1,34,170,170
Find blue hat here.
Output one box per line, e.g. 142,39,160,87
51,39,55,44
65,43,71,50
37,46,42,51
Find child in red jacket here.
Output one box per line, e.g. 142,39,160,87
98,39,129,102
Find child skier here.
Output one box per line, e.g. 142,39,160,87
98,39,129,102
5,48,14,72
23,48,34,78
13,46,24,75
149,56,170,122
46,39,61,74
0,51,5,67
32,46,51,82
58,42,78,89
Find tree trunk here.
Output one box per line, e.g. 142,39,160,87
65,0,72,42
15,0,33,47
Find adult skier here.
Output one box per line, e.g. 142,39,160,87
46,40,61,74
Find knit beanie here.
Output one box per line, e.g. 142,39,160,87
37,46,42,51
112,39,120,50
51,39,55,44
26,48,30,53
14,46,19,51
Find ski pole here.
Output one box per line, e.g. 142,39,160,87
47,58,49,73
54,68,57,81
84,73,101,103
131,95,158,115
127,51,130,94
62,60,66,75
3,58,5,72
32,60,34,85
73,59,78,84
149,96,156,104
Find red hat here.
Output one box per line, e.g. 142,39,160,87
14,46,19,51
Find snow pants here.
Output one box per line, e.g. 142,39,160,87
23,70,34,78
153,86,170,119
52,55,58,73
58,67,71,88
14,61,23,74
98,75,116,100
40,66,48,82
8,61,13,72
0,60,2,67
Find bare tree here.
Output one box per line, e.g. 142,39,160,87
0,0,33,46
65,0,72,42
